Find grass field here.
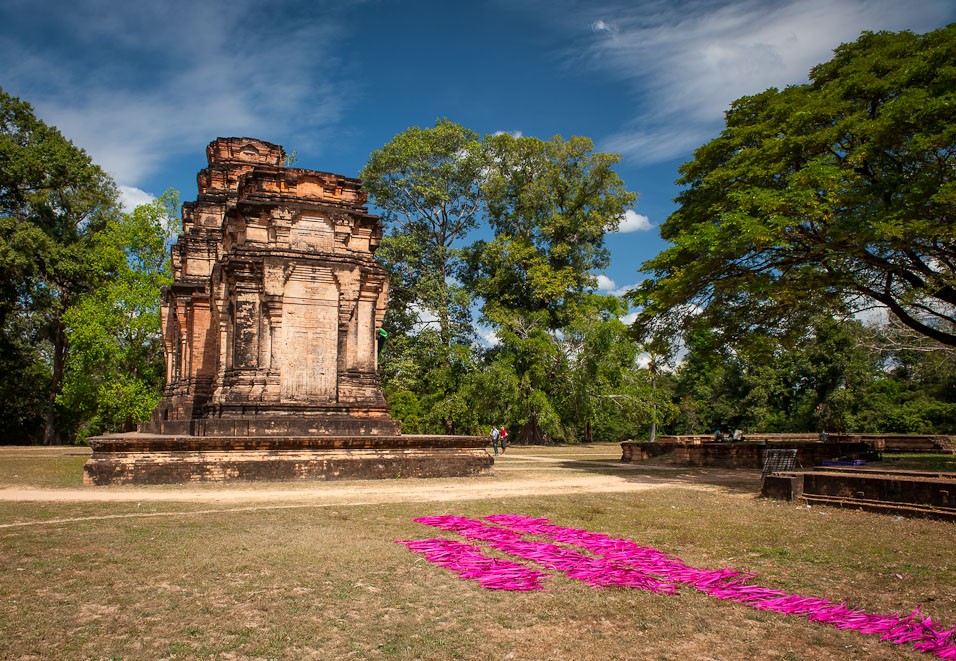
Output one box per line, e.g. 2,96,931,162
878,453,956,472
0,444,953,660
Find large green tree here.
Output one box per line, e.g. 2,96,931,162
469,134,634,325
632,25,956,348
361,120,486,433
0,88,118,443
463,133,637,443
59,192,177,440
360,119,484,354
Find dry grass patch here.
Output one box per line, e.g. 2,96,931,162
0,446,90,487
0,444,953,659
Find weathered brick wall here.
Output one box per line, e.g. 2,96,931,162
621,440,875,468
141,137,398,436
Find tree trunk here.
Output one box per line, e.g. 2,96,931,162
649,370,658,442
43,318,66,445
516,416,548,445
438,252,452,369
584,419,592,443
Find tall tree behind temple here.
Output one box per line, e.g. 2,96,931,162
361,120,485,433
0,88,118,444
360,120,483,354
59,192,177,440
462,133,637,443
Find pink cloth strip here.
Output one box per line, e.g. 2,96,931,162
480,514,956,659
394,538,546,591
413,515,677,594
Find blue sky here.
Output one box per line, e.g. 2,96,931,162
2,0,954,299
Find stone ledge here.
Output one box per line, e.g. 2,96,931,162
84,433,493,485
621,440,875,469
761,469,956,520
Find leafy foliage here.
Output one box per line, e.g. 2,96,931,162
666,316,956,435
59,192,177,440
373,131,642,442
361,119,483,349
362,120,486,433
633,25,956,348
0,87,118,443
467,133,634,325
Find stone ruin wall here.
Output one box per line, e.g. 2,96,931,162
143,137,398,436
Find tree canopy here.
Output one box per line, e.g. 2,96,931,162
59,191,177,440
361,120,487,433
363,126,644,442
0,87,119,442
0,88,173,444
631,25,956,348
460,133,638,443
360,119,483,351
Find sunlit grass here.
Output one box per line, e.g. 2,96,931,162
0,444,952,659
878,452,956,472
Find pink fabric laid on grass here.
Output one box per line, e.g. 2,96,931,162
395,538,546,591
395,514,956,659
413,515,676,593
481,515,956,658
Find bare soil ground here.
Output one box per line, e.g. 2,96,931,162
0,447,757,529
0,456,749,501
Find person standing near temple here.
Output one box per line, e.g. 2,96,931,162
490,426,501,455
499,426,508,454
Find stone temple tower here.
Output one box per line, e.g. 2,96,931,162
84,138,490,485
142,137,399,436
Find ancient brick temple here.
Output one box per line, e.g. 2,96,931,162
84,138,490,485
142,137,398,436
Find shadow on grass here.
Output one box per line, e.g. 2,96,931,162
501,449,763,495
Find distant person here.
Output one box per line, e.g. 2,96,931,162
819,430,830,443
490,426,501,455
500,426,508,454
713,428,724,443
732,429,744,442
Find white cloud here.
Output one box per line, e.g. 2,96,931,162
610,282,637,297
617,209,652,233
493,130,524,138
0,1,353,189
620,311,638,325
578,0,954,164
604,126,715,168
591,20,615,34
476,325,500,347
596,274,616,291
118,185,155,213
594,274,638,297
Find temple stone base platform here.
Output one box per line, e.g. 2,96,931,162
620,439,877,469
84,434,492,485
762,467,956,521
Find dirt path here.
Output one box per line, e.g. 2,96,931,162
0,450,756,529
0,470,702,504
0,473,713,528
